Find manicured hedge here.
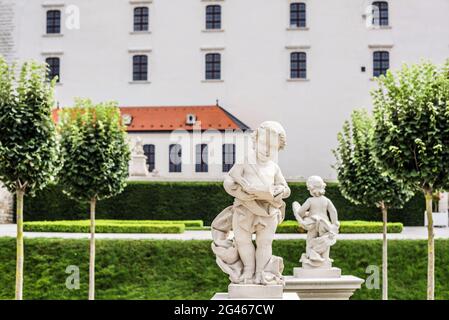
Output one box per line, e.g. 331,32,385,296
23,181,425,226
277,220,403,234
23,221,185,234
0,238,449,300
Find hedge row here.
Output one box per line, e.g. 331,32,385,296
24,221,185,234
23,181,425,226
1,238,449,300
277,220,403,234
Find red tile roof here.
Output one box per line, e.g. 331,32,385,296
52,105,250,132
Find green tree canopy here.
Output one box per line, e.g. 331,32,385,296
334,109,413,209
0,58,59,194
372,61,449,193
58,99,130,202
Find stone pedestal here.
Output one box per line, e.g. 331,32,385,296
129,155,149,177
212,284,299,300
284,275,364,300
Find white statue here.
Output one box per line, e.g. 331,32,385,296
211,121,291,286
293,176,340,269
128,136,149,177
132,137,145,156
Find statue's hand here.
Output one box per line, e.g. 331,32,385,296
292,201,301,215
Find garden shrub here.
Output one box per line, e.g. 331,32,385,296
23,221,185,234
23,181,425,226
276,220,403,234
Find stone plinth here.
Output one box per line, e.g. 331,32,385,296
294,267,341,278
129,155,149,177
212,284,299,300
284,275,364,300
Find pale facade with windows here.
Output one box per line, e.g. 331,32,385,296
2,0,449,180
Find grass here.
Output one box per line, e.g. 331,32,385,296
277,220,403,233
0,238,448,300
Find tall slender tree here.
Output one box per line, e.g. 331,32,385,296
58,99,130,300
372,61,449,300
334,109,413,300
0,57,60,300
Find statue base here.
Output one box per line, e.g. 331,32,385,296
212,284,299,300
129,155,149,177
284,275,364,300
294,267,341,278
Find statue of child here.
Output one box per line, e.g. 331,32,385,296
292,176,340,268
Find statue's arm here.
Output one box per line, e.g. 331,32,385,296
274,165,291,199
223,165,256,201
327,198,339,226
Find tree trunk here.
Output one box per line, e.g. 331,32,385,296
380,201,388,300
88,197,96,300
425,190,435,300
15,189,24,300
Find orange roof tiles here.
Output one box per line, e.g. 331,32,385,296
52,105,250,132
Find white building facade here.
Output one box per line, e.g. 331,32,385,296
2,0,449,180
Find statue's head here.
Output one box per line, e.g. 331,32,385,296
251,121,286,162
306,176,326,197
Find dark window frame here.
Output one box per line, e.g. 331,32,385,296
134,7,149,31
169,144,182,173
45,57,60,83
206,5,222,30
290,52,307,79
372,1,389,26
133,55,148,81
143,144,156,172
373,51,389,77
196,144,209,173
46,10,61,34
222,144,236,172
205,53,221,80
290,3,306,28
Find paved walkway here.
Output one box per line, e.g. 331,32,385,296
0,224,449,240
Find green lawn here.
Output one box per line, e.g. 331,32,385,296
1,238,448,300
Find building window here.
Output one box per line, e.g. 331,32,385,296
143,144,155,172
290,3,306,28
205,53,221,80
373,51,389,77
45,57,60,83
196,144,208,173
222,144,235,172
133,55,148,81
46,10,61,34
206,5,221,30
290,52,307,79
134,7,149,31
372,1,389,26
169,144,182,173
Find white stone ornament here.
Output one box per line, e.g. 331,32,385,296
285,176,364,299
211,121,297,300
128,136,150,177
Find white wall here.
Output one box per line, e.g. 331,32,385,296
9,0,449,180
129,130,250,180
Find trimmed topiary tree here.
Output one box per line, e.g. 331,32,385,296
58,99,130,300
333,109,413,300
372,61,449,300
0,57,60,300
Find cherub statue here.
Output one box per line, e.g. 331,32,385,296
292,176,340,268
211,121,291,285
132,137,145,156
